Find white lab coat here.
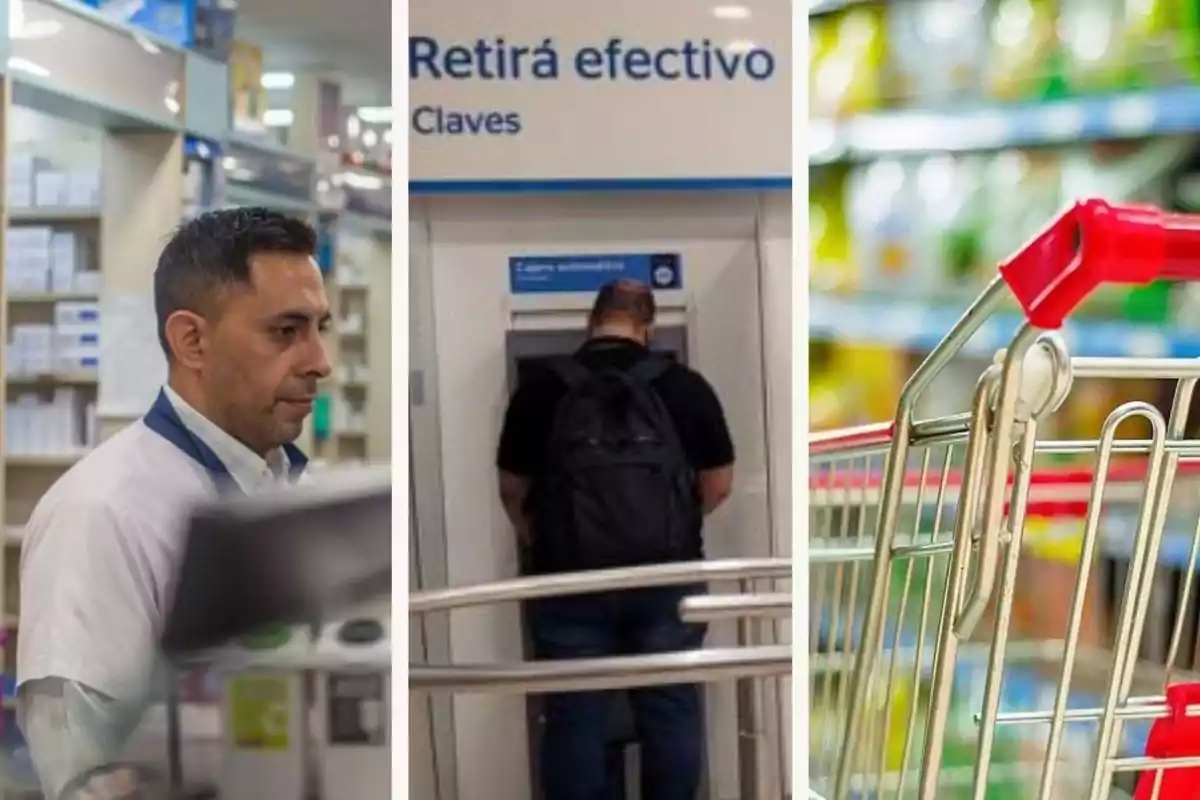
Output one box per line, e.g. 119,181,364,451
17,386,300,797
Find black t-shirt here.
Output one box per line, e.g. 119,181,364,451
496,336,736,479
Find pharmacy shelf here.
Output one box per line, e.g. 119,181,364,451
8,206,101,223
810,293,1200,358
8,291,97,303
310,220,391,465
6,453,87,467
0,7,198,702
810,87,1200,164
6,372,97,386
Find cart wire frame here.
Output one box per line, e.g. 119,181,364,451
809,199,1200,800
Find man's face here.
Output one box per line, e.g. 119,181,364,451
203,252,332,453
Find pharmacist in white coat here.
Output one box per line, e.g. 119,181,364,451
15,207,332,798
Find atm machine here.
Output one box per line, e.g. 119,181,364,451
503,289,693,800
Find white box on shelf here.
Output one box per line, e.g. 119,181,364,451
5,264,49,293
5,396,39,454
8,155,48,209
67,170,101,208
56,350,99,373
52,389,80,452
54,301,100,327
49,232,78,292
55,323,100,352
6,186,31,209
57,349,100,375
7,225,53,250
85,401,97,448
6,225,53,292
72,270,102,295
34,171,69,207
11,324,54,375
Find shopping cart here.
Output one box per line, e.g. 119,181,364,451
809,198,1200,800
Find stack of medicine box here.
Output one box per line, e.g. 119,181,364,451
4,226,101,296
8,154,101,209
7,302,99,377
4,390,96,455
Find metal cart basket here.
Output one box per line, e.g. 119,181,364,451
809,199,1200,800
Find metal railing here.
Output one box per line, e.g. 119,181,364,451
409,557,793,800
409,557,791,613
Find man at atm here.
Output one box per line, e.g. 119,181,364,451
496,278,735,800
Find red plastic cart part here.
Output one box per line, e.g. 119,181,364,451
808,458,1200,492
1135,683,1200,799
1000,199,1200,330
808,421,896,457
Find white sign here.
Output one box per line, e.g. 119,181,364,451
408,0,791,186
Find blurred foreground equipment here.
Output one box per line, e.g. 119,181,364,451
55,467,394,800
58,764,175,800
161,466,392,657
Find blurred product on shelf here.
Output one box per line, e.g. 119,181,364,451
3,389,96,457
811,0,1200,113
1008,503,1107,648
809,165,853,292
8,154,101,210
815,138,1191,316
986,0,1061,100
810,3,887,118
889,0,989,103
5,229,100,297
810,339,903,432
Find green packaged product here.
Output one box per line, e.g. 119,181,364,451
1123,280,1173,324
313,393,333,441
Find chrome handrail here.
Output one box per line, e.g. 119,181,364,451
408,559,793,800
679,592,792,623
408,557,791,614
409,645,790,694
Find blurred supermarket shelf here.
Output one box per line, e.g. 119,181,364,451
807,0,868,15
810,88,1200,164
811,448,1200,571
813,621,1155,758
810,293,1200,358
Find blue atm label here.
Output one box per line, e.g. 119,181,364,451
509,253,683,294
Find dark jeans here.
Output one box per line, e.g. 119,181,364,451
527,585,707,800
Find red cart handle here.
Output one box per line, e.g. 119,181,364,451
1000,199,1200,330
1135,683,1200,799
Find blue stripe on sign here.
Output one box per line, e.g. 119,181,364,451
410,176,791,194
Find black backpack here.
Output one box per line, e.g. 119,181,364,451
530,355,701,573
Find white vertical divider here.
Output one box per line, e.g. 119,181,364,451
755,190,793,795
0,77,13,684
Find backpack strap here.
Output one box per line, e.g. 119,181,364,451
626,355,671,385
548,356,592,390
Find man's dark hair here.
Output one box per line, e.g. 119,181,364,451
588,278,657,331
154,207,318,357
